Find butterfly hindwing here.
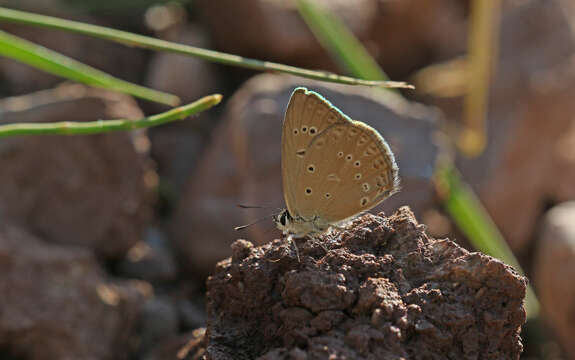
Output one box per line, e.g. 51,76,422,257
293,121,399,222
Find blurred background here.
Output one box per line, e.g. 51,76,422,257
1,0,574,358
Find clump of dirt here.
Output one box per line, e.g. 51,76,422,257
197,207,526,359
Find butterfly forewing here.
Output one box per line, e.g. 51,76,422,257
282,88,347,215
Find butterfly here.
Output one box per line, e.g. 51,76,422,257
274,87,400,238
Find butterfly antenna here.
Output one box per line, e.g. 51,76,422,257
237,203,278,209
234,214,273,231
237,204,263,209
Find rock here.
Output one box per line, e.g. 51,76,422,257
534,202,575,359
368,0,467,78
145,328,206,360
172,74,439,275
137,297,180,355
177,298,207,331
0,224,149,359
0,84,154,258
434,0,575,252
115,227,178,282
201,207,526,358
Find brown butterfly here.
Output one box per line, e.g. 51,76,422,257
275,87,400,237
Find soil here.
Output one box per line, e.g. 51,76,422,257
184,207,526,359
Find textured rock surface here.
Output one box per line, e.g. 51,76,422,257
0,84,153,257
0,224,148,359
534,202,575,359
198,207,526,359
172,74,440,275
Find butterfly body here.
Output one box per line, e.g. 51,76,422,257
276,87,400,238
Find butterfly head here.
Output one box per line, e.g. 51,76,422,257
274,209,292,233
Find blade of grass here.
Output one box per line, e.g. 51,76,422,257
0,93,222,137
0,6,412,89
0,30,179,106
296,0,539,317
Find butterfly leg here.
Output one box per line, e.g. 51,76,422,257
287,234,301,262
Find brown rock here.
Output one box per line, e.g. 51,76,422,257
0,84,153,257
534,202,575,359
172,74,440,276
368,0,467,78
0,224,149,359
203,207,526,359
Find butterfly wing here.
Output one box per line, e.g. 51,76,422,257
282,88,347,216
282,87,399,223
309,121,399,222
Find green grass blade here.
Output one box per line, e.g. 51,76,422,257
0,94,222,136
0,30,179,106
296,0,539,317
0,6,412,89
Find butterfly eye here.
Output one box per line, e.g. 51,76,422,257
325,193,331,199
293,129,298,134
309,127,317,135
354,160,361,167
346,154,353,161
301,126,308,133
305,188,312,195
